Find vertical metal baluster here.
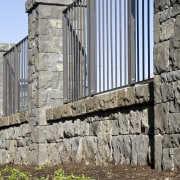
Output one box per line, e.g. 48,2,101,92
148,0,150,79
119,0,122,86
98,0,101,92
137,0,139,82
102,0,105,91
110,0,113,89
115,0,117,88
124,0,127,85
106,0,109,90
142,0,145,80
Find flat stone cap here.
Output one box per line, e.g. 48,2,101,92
26,0,74,13
0,43,15,52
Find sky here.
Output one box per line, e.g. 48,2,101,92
0,0,28,43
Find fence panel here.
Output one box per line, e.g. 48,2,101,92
63,0,154,103
3,36,28,116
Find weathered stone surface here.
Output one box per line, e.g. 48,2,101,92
154,103,169,134
169,113,180,133
170,48,180,70
161,83,174,102
160,18,175,41
154,0,170,11
174,148,180,170
163,134,180,148
154,41,170,74
154,135,163,170
160,8,172,22
162,148,174,170
63,121,74,138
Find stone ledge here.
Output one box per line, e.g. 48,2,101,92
0,111,28,128
46,81,154,122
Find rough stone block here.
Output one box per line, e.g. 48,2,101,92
129,110,141,134
117,113,129,135
160,18,175,41
154,134,163,170
63,121,74,138
160,7,172,22
162,148,174,171
154,103,169,134
161,82,174,102
154,41,170,74
163,134,180,148
38,144,48,165
154,0,170,11
169,113,180,133
174,148,180,170
117,87,135,107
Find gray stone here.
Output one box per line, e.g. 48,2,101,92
174,148,180,170
162,148,174,171
169,113,180,133
154,134,163,170
58,139,71,164
47,143,60,164
154,103,169,134
154,0,170,11
38,144,48,165
161,83,174,102
160,18,175,41
163,134,180,148
118,113,129,135
154,41,170,74
129,110,141,134
160,8,172,22
63,121,74,138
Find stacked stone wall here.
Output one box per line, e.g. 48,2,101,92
154,0,180,170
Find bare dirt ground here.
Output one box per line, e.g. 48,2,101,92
0,163,180,180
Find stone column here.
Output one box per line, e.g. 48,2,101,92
25,0,73,164
154,1,180,170
0,44,14,117
26,0,73,125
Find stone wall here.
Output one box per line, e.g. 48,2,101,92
0,44,14,117
154,0,180,170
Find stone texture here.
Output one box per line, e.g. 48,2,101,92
154,41,170,74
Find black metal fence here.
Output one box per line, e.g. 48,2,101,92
63,0,154,102
3,36,28,116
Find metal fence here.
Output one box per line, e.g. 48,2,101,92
3,36,28,116
63,0,154,102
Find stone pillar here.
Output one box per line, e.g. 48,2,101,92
154,1,180,170
26,0,73,125
0,44,14,117
25,0,73,164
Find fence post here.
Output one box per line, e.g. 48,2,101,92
128,0,136,85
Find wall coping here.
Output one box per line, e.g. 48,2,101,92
26,0,74,13
46,81,154,122
0,43,15,52
0,111,28,128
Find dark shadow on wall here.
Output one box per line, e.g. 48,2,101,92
147,82,155,169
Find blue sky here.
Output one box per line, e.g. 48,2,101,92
0,0,28,43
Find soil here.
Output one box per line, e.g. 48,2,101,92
0,163,180,180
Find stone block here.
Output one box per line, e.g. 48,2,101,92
154,0,170,11
38,144,48,165
154,41,170,74
169,113,180,133
173,15,180,48
135,84,151,103
58,139,71,164
154,103,169,134
174,148,180,170
118,113,129,135
63,121,74,138
117,87,135,107
163,134,180,148
46,108,53,121
82,137,98,165
161,82,174,102
47,143,60,164
160,18,175,41
159,8,172,22
162,148,174,171
154,134,163,170
71,137,83,163
129,110,141,134
170,48,180,70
